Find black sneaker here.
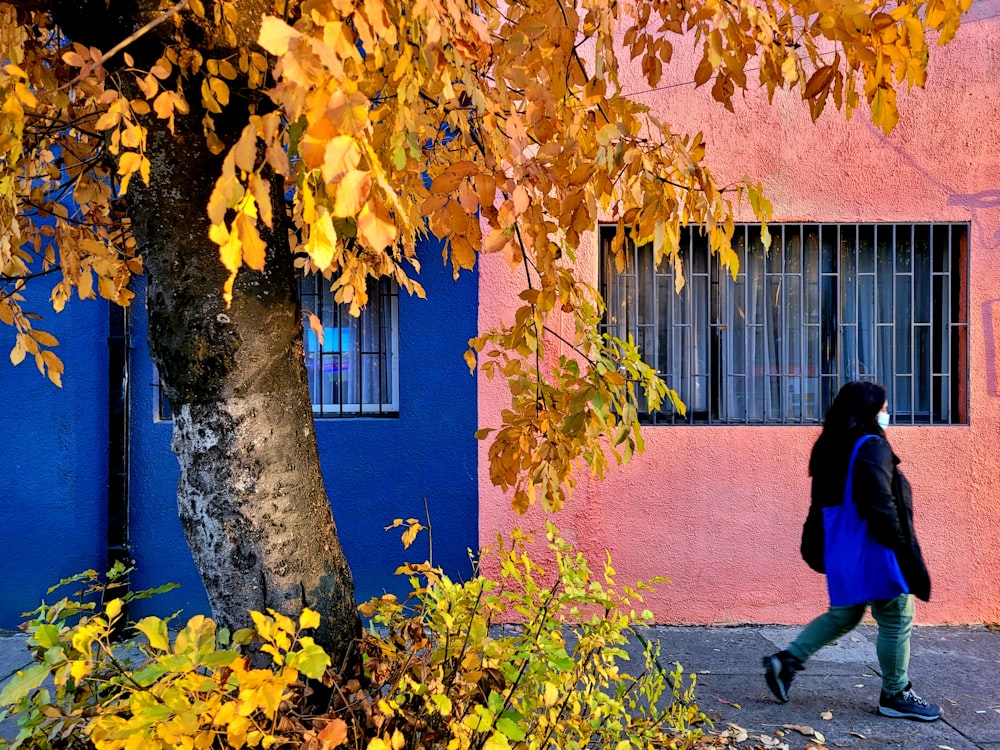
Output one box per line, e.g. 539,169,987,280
762,650,804,703
878,683,942,721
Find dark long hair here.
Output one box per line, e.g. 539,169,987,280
808,380,887,478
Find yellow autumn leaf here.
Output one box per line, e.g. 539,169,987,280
258,15,300,56
543,681,559,707
152,91,174,120
233,124,258,173
10,338,26,366
210,76,230,106
235,211,266,272
299,608,321,631
306,209,337,271
94,110,121,131
333,170,372,217
322,135,363,183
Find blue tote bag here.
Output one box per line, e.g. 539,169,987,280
823,435,909,606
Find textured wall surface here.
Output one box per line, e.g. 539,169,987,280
1,285,110,628
478,3,1000,625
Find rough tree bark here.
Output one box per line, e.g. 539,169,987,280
50,0,362,667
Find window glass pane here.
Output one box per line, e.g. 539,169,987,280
858,225,875,273
840,230,857,325
896,225,912,272
767,228,782,273
841,326,857,382
895,276,912,374
858,274,875,377
768,375,782,421
877,326,893,399
915,325,931,417
934,375,950,423
895,374,912,418
767,275,782,374
877,228,894,324
933,274,950,374
820,225,837,274
786,275,801,375
914,225,931,324
784,226,801,274
749,325,765,421
821,275,837,375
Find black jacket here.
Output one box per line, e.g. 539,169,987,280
800,435,931,602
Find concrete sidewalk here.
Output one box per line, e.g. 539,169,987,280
634,624,1000,749
2,624,998,748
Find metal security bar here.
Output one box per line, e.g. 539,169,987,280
300,275,400,417
600,223,968,425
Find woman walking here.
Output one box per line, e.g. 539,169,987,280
763,380,940,721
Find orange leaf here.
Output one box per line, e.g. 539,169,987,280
301,119,336,172
804,65,836,100
358,199,396,253
317,718,348,748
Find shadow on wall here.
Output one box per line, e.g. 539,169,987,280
947,190,1000,211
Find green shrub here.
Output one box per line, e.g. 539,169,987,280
0,525,710,750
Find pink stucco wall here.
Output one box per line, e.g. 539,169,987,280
478,2,1000,625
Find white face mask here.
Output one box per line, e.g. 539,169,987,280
877,412,890,430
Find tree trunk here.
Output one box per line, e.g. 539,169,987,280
48,0,362,668
130,118,361,668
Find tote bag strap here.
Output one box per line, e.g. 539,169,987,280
844,434,877,506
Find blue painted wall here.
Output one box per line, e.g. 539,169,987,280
127,236,479,618
316,241,480,605
0,286,110,629
126,274,209,618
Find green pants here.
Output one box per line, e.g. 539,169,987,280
786,594,914,695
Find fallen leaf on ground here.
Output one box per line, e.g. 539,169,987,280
782,724,816,736
756,735,789,749
850,732,866,738
820,711,833,720
720,723,748,743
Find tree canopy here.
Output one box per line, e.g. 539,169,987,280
2,0,970,507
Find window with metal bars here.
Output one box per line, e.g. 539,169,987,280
300,275,399,417
601,223,968,425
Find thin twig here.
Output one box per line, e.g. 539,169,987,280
61,0,190,90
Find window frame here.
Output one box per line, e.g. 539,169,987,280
300,274,401,418
600,223,969,426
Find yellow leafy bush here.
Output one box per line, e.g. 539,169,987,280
1,528,709,750
0,565,333,750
